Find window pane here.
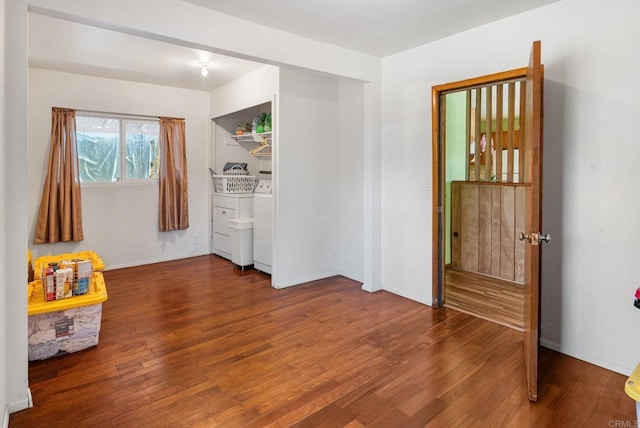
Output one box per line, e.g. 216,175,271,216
125,121,160,180
76,116,120,182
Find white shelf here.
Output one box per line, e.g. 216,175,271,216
231,131,272,143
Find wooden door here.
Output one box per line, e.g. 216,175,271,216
432,41,544,402
522,40,543,402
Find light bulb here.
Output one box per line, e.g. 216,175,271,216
200,62,209,77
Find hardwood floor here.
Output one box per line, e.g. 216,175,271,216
11,255,635,427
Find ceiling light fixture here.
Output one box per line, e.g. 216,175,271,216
200,62,209,77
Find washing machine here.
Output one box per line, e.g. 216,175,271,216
253,191,272,274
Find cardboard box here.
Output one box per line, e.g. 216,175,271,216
74,259,92,296
55,267,74,300
43,267,55,301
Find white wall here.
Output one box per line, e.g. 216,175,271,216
381,0,640,374
274,68,341,287
4,0,29,414
209,66,278,120
379,76,433,304
0,0,8,422
28,69,211,269
362,79,383,293
338,79,364,281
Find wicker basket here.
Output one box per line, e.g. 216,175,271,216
212,175,256,193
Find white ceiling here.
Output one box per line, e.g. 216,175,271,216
183,0,560,57
28,13,265,92
28,0,560,92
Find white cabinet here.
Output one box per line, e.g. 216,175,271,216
212,193,254,260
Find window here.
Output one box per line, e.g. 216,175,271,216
76,114,160,183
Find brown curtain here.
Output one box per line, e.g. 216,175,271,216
158,117,189,231
34,107,84,244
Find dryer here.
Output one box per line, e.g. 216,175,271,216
253,192,272,274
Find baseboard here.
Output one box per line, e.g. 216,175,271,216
381,285,431,306
540,339,634,376
6,387,32,417
273,271,340,289
103,252,212,271
253,261,271,275
334,270,362,285
361,282,382,293
338,268,363,284
3,405,8,428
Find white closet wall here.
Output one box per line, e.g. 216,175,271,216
276,67,340,287
338,79,364,282
275,68,364,288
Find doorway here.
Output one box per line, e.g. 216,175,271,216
446,77,527,330
432,69,529,328
431,41,544,401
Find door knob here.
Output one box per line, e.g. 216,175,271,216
519,232,551,245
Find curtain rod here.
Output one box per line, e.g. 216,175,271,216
74,108,184,121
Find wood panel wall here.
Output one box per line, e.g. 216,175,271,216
450,181,527,283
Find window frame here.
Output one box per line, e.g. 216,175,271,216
76,111,160,186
